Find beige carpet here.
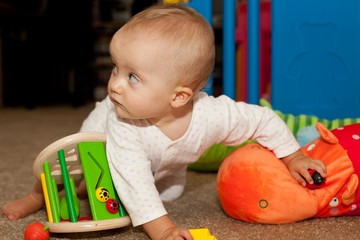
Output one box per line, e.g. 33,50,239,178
1,103,360,240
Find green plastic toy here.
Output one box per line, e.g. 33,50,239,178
78,141,126,220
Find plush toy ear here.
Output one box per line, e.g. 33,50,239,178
341,174,358,205
316,122,338,144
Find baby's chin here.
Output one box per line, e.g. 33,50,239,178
114,107,136,120
115,108,129,118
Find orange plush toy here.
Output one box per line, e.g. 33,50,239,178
217,123,360,223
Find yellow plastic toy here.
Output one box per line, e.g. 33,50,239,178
189,228,217,240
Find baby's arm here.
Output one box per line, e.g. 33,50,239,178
282,149,327,187
143,215,193,240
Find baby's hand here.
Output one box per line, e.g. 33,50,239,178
281,150,327,187
144,215,193,240
160,227,193,240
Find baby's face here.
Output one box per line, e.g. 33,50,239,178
107,29,179,121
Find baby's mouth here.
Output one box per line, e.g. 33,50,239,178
113,99,126,111
110,96,122,106
110,95,127,113
115,101,125,110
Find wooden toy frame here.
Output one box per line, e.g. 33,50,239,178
32,132,131,233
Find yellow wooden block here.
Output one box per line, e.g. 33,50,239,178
189,228,217,240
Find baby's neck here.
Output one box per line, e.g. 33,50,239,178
150,102,193,141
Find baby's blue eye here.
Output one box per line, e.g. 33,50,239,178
129,73,139,84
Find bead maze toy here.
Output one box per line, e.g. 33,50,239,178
32,132,131,233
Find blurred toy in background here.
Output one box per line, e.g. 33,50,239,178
296,125,320,146
260,99,360,137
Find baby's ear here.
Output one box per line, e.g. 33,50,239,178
171,86,193,108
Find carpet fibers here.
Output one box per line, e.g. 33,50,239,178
1,103,360,240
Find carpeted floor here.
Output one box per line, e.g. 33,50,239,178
1,103,360,240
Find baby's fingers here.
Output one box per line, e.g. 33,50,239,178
300,168,316,185
309,160,327,177
291,171,310,187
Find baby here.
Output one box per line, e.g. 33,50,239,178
2,4,326,240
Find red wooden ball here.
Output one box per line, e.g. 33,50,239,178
24,222,49,240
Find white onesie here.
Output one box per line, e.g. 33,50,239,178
80,92,300,226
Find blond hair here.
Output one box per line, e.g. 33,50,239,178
120,4,215,92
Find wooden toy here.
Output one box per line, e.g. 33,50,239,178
32,132,131,233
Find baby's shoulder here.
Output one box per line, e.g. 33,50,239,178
194,92,240,111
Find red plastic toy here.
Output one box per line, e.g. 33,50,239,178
24,222,49,240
